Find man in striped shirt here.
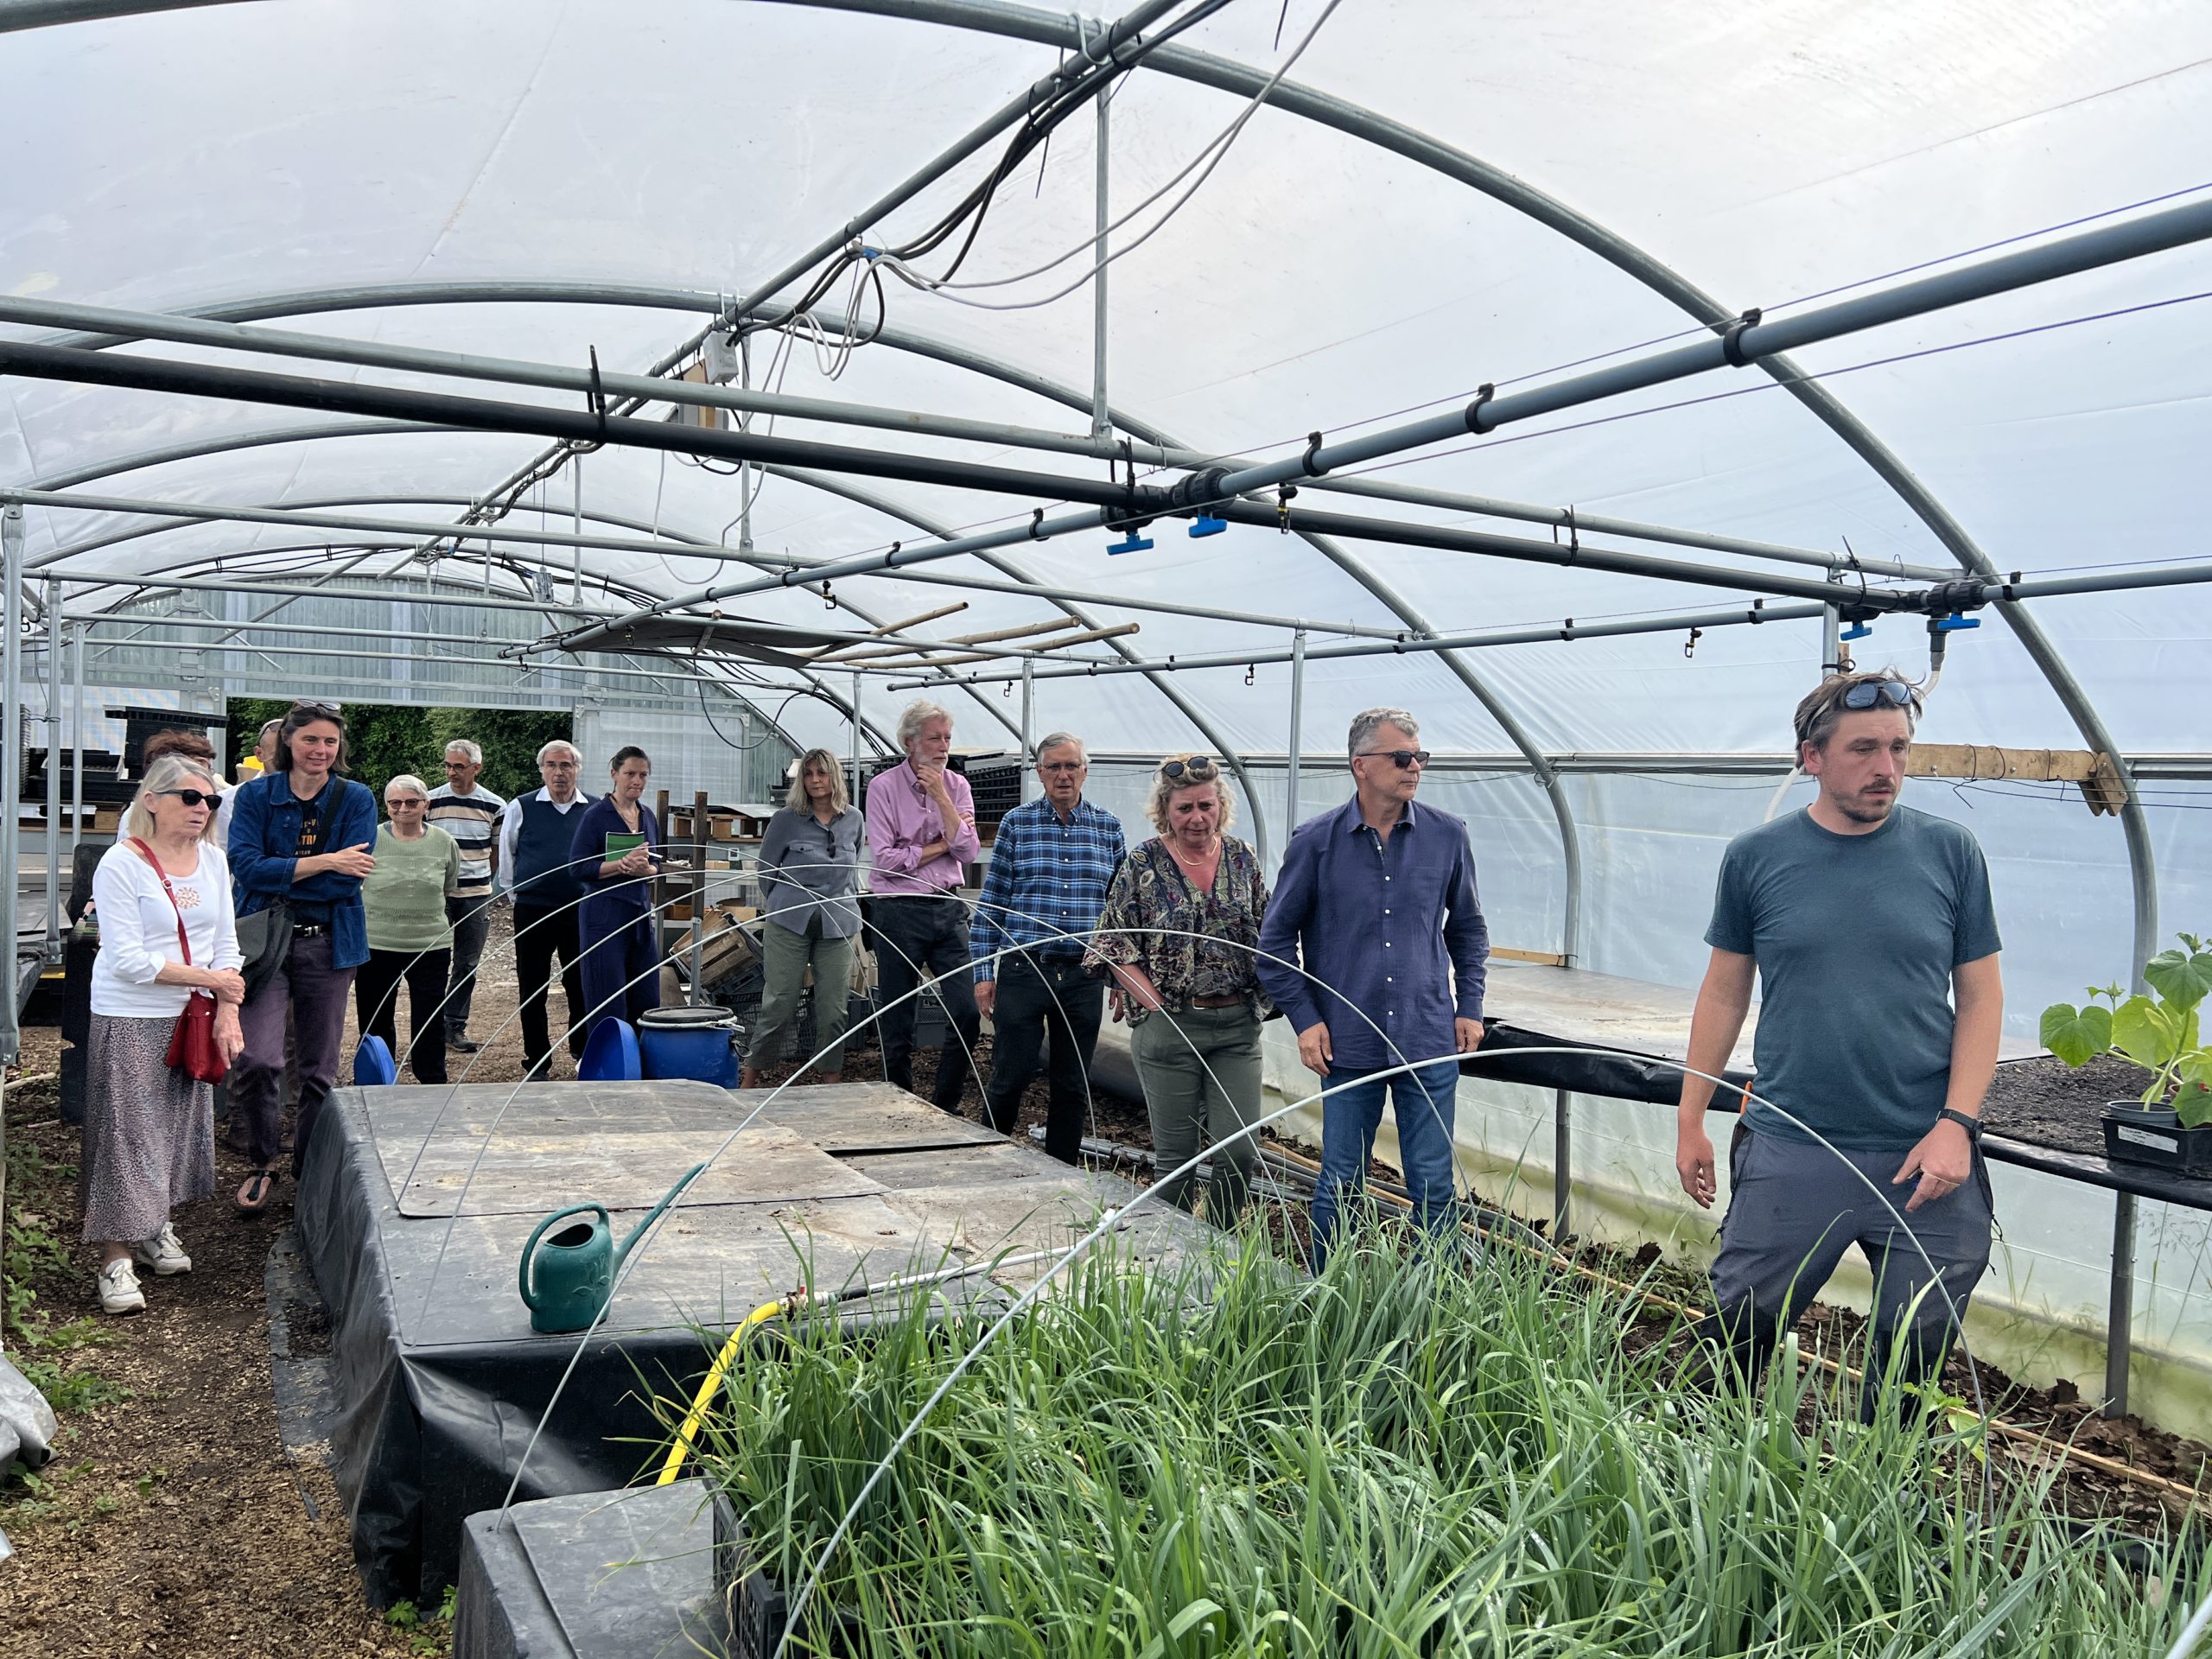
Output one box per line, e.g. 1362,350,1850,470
971,733,1126,1164
427,739,506,1052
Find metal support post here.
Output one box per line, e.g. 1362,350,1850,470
570,457,584,606
690,788,709,1006
1019,657,1035,804
1,502,25,1068
2105,1193,2136,1418
1553,1089,1572,1241
1821,599,1842,678
1285,630,1306,849
41,578,60,960
1091,65,1111,440
850,671,864,807
68,620,85,855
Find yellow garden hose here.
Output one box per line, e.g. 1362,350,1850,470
658,1295,790,1485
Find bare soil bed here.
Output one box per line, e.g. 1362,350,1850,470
1983,1052,2159,1159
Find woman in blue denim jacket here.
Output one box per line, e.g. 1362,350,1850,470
226,701,378,1213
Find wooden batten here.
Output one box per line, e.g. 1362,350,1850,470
1903,743,2130,816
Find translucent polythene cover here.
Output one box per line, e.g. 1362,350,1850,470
9,0,2212,1428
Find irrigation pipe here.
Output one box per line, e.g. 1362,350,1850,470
654,1245,1063,1487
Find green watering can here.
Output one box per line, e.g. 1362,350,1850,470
518,1162,707,1334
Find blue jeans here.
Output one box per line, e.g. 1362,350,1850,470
1310,1059,1461,1268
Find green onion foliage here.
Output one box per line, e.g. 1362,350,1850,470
694,1222,2189,1656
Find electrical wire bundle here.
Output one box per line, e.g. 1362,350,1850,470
760,0,1242,348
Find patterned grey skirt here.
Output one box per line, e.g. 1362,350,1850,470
80,1014,216,1243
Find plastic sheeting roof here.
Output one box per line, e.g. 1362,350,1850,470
7,0,2212,966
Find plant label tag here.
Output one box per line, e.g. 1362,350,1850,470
2116,1126,2179,1153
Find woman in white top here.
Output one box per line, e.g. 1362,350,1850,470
86,754,245,1314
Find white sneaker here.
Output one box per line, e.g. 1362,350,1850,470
97,1258,146,1315
132,1223,191,1276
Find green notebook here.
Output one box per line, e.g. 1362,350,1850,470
605,831,646,859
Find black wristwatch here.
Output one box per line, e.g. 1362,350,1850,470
1938,1108,1983,1143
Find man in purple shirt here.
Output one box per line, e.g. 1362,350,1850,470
1257,707,1489,1268
866,699,984,1112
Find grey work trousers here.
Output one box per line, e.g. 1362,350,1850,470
1700,1122,1993,1418
1130,1002,1262,1224
752,914,856,1074
443,893,493,1039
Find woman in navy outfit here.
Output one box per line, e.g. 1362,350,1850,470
570,746,662,1047
227,700,378,1211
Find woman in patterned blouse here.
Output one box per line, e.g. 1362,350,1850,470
1090,755,1270,1224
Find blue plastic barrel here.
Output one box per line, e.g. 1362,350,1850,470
636,1006,741,1087
578,1017,642,1083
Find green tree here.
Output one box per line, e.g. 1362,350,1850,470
227,699,572,804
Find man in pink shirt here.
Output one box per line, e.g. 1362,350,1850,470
866,699,983,1112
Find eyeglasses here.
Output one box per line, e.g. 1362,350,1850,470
1160,756,1219,781
158,788,223,809
1357,748,1431,770
442,760,472,769
1038,760,1085,774
386,797,426,808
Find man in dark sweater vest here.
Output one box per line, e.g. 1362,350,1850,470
496,741,595,1077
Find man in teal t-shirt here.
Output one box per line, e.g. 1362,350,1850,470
1674,670,2005,1418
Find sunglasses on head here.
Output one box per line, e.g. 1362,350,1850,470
1839,678,1916,713
1160,756,1218,781
159,788,223,809
1357,748,1431,770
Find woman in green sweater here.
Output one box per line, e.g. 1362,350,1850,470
356,773,463,1083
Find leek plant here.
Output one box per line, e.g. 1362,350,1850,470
694,1220,2189,1656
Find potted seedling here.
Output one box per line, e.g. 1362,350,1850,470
2041,933,2212,1174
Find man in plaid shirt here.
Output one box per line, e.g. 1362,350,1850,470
971,733,1127,1163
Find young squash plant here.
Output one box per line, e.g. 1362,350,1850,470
2040,931,2212,1124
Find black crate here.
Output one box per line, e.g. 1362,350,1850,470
2102,1104,2212,1176
715,1494,862,1659
962,759,1023,836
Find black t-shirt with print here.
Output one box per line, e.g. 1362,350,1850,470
290,789,331,926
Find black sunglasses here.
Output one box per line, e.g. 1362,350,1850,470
1357,748,1431,769
1160,756,1218,781
1840,678,1916,713
159,788,223,809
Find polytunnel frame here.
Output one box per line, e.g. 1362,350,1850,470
0,0,2155,969
0,0,2178,1415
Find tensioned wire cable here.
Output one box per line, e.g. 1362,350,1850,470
768,1041,1999,1656
449,881,1996,1583
421,874,1490,1474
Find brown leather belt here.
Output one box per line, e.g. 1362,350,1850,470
1187,994,1246,1008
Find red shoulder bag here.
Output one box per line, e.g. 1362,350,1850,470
128,837,228,1085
